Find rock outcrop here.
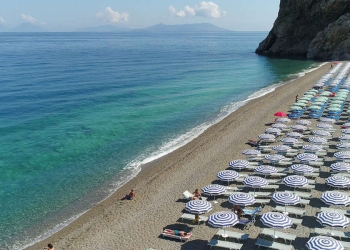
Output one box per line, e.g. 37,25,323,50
256,0,350,60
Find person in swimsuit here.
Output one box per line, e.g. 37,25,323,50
163,229,188,237
119,188,135,201
232,205,243,219
43,243,55,250
190,189,201,200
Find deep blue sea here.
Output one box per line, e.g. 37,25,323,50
0,32,320,249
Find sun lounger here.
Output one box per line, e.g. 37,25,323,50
284,190,312,199
303,172,320,179
260,185,279,191
339,240,350,249
182,190,207,201
237,215,255,228
255,238,293,250
261,228,296,244
314,228,350,240
215,229,249,242
292,217,302,225
226,186,244,191
274,206,306,217
208,238,243,250
243,206,261,216
308,161,324,166
255,199,270,205
249,192,272,198
275,161,293,166
320,207,350,216
180,213,208,225
162,232,192,242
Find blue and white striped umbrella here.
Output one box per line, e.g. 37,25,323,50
229,160,250,170
286,132,303,138
272,145,292,153
337,143,350,150
317,211,349,229
228,192,256,206
334,151,350,161
185,200,212,214
297,153,318,163
208,211,239,236
265,128,282,135
309,137,328,145
202,184,226,203
326,176,350,188
264,154,285,163
303,144,323,152
317,123,333,129
321,192,350,207
272,123,287,129
290,164,314,174
254,165,277,176
275,118,291,123
261,212,293,239
319,117,336,123
297,120,311,125
342,123,350,128
307,236,344,250
258,134,275,140
280,137,299,145
291,125,307,131
312,130,331,137
243,176,268,196
342,129,350,134
217,170,239,185
272,192,300,214
242,149,261,156
283,175,308,188
339,134,350,141
330,162,350,173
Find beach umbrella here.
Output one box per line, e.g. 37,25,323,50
297,120,311,125
326,176,350,189
254,165,277,177
291,125,307,131
280,137,299,146
272,145,291,154
272,192,300,214
265,128,282,135
330,162,350,173
243,176,268,196
283,175,308,189
258,134,275,141
337,143,350,150
264,154,285,164
286,132,303,138
228,192,256,207
334,151,350,161
290,164,314,174
306,236,344,250
309,137,328,145
321,192,350,208
208,212,239,238
217,170,239,185
202,184,226,203
328,104,342,109
339,134,350,141
275,118,291,123
321,91,332,96
342,129,350,134
317,123,333,129
260,212,293,239
312,130,331,137
271,123,287,129
319,118,336,123
342,123,350,128
328,107,342,112
290,106,303,111
302,144,323,153
274,112,287,117
229,160,250,170
242,149,261,156
185,200,212,214
296,153,318,163
317,211,349,236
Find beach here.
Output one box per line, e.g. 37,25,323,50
27,62,336,250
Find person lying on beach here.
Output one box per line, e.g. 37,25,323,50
43,243,55,250
119,188,135,201
163,229,189,237
190,189,201,200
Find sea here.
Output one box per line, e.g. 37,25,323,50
0,32,322,249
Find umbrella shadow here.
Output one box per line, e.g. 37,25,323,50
300,215,318,229
220,200,233,209
180,239,208,249
293,236,312,250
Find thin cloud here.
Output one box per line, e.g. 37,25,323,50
21,14,37,24
0,17,6,24
95,7,129,23
169,1,226,18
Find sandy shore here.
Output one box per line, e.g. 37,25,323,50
27,62,344,250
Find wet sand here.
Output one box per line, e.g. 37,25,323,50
28,62,343,250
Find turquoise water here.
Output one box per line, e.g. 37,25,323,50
0,32,319,249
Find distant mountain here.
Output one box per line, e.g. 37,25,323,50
75,25,131,32
11,22,47,32
137,23,231,32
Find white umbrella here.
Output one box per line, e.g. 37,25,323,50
337,143,350,150
297,120,311,125
275,118,291,123
280,137,299,145
339,134,350,142
321,192,350,209
243,176,268,196
291,125,307,131
202,184,226,204
302,144,323,153
307,236,344,250
217,170,239,185
330,162,350,173
265,128,282,135
185,200,212,214
286,132,303,138
319,118,336,123
290,164,314,174
309,137,328,145
283,175,308,189
272,192,300,214
342,129,350,134
272,123,287,129
242,149,261,156
334,151,350,161
260,212,293,239
296,153,318,163
312,130,331,137
254,165,278,177
317,123,333,129
317,211,349,236
272,145,292,154
264,154,285,164
228,193,256,207
258,134,276,141
326,176,350,189
208,212,239,238
229,160,250,170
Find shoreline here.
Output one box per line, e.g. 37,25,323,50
26,62,332,250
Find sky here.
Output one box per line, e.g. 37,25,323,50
0,0,280,31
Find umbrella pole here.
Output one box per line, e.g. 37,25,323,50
213,195,218,204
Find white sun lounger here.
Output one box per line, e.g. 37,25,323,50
261,228,296,244
274,206,306,217
208,238,243,250
162,232,192,242
314,228,350,240
215,229,249,242
284,190,312,199
320,207,350,216
249,192,273,198
180,213,208,225
255,238,293,250
182,190,207,201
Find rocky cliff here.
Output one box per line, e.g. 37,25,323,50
256,0,350,60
